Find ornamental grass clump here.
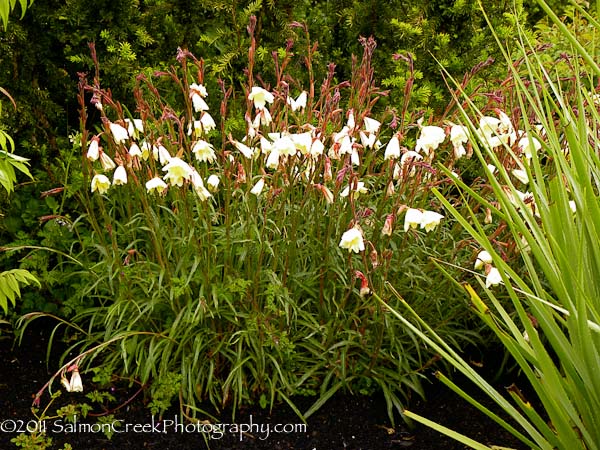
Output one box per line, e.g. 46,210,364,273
377,1,600,448
22,24,489,422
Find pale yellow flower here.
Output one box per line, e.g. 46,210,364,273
91,174,111,194
162,157,192,187
146,177,168,194
339,227,365,253
248,86,274,110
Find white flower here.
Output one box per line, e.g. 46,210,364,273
190,83,209,112
291,132,313,155
162,157,193,187
309,139,324,157
273,135,297,157
109,122,129,144
146,177,168,194
86,136,100,161
155,145,172,165
192,140,216,163
450,124,469,159
485,267,503,288
420,210,444,232
250,178,266,196
474,250,493,270
248,86,274,110
363,117,381,134
62,368,83,392
192,93,209,112
129,142,142,158
340,181,368,198
415,126,446,155
395,150,423,178
91,174,111,194
125,118,144,138
200,112,216,132
99,152,116,171
518,136,542,160
234,141,256,159
350,149,360,166
287,91,307,111
569,200,576,213
265,149,281,169
190,82,208,98
112,166,127,185
190,170,212,201
207,174,220,192
339,227,365,253
512,169,529,184
404,208,423,232
487,164,497,174
384,135,400,160
359,131,377,149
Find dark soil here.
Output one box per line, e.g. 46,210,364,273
0,321,528,450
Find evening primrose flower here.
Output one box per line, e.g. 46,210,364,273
207,174,220,192
420,210,444,232
474,250,493,270
62,367,83,392
109,122,129,144
190,83,209,112
125,118,144,139
310,138,324,157
384,135,401,160
146,177,168,194
192,140,216,163
112,165,127,185
485,267,503,288
234,140,256,159
287,91,307,111
86,136,100,161
99,152,116,171
512,169,529,184
162,157,193,187
339,227,365,253
129,142,142,158
190,170,212,201
363,117,381,135
518,135,542,160
248,86,274,110
415,125,446,155
200,112,217,132
404,208,423,231
340,181,368,198
91,174,111,194
250,178,265,196
450,124,469,159
291,132,313,155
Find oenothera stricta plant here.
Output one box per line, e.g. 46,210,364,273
29,31,485,421
379,2,600,448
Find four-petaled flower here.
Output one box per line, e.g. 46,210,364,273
192,140,217,163
339,227,365,253
250,178,266,196
113,166,127,185
86,136,100,161
415,125,446,155
420,211,444,232
146,177,168,194
109,122,129,144
162,157,193,187
248,86,274,110
91,174,111,194
485,267,503,288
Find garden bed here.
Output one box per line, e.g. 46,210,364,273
0,321,526,449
